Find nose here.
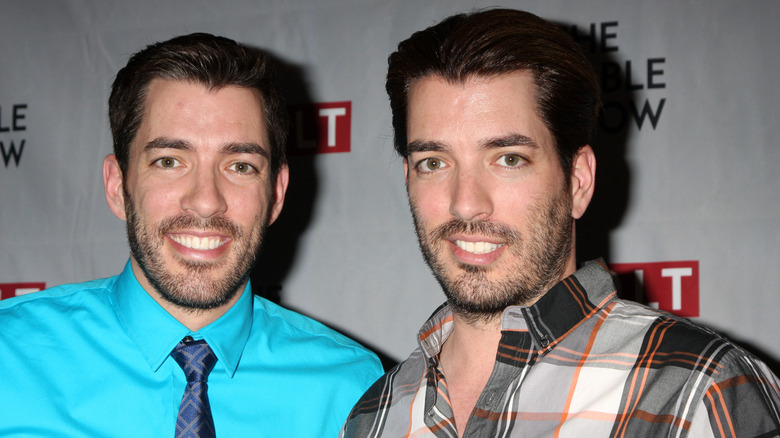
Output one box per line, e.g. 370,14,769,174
449,168,493,222
181,168,228,219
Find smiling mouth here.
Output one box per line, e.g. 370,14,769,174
169,234,227,250
455,240,504,255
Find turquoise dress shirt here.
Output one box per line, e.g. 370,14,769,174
0,261,383,437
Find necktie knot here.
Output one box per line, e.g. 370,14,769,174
171,339,217,383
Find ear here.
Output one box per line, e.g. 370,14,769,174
103,154,127,221
267,163,290,225
570,145,596,219
403,157,409,181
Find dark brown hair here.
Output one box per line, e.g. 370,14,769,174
109,33,288,180
386,9,601,175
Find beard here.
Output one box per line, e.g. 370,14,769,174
124,189,268,310
411,183,574,323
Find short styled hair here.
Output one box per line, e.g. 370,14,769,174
109,33,289,180
386,9,601,175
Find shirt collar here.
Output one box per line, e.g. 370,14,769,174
110,260,253,377
415,259,617,359
417,303,454,360
508,259,617,355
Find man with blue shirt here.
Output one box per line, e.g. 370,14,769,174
0,33,382,437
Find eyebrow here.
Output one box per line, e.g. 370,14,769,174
220,142,269,159
407,140,447,154
479,133,539,150
143,137,269,159
406,133,539,154
144,137,191,152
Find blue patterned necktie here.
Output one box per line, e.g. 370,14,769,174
171,338,218,438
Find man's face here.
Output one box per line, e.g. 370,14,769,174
107,79,287,310
405,72,583,319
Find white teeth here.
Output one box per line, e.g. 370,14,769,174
455,240,503,254
170,235,225,250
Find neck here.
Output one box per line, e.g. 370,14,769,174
441,310,503,367
162,297,240,332
439,311,504,435
130,259,244,332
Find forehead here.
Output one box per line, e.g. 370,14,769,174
406,72,553,152
133,79,268,154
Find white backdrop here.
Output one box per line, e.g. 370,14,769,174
1,0,778,369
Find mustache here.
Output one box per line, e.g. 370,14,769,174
430,219,521,244
157,215,243,239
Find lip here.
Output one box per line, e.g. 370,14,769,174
446,236,506,266
166,232,232,260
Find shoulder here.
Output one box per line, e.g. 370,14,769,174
251,295,383,367
607,299,780,428
0,276,120,375
344,347,427,434
250,296,386,432
0,276,116,327
607,298,741,357
599,298,775,396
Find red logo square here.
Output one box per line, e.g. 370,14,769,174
0,282,46,300
288,101,351,155
610,261,699,317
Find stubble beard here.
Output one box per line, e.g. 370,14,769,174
124,190,267,311
411,184,574,324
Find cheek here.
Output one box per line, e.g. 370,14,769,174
131,184,181,220
408,183,448,224
226,187,268,224
510,188,548,218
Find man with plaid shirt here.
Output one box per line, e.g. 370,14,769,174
342,9,780,437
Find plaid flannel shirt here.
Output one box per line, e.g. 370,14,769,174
342,260,780,437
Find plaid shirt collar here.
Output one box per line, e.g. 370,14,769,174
416,259,617,361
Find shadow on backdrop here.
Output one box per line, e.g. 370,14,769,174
564,20,633,265
248,51,399,371
563,22,780,374
251,52,318,302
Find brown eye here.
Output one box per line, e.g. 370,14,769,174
418,157,448,173
155,157,179,168
496,154,524,167
230,162,256,174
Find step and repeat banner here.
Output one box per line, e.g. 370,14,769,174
1,0,778,366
